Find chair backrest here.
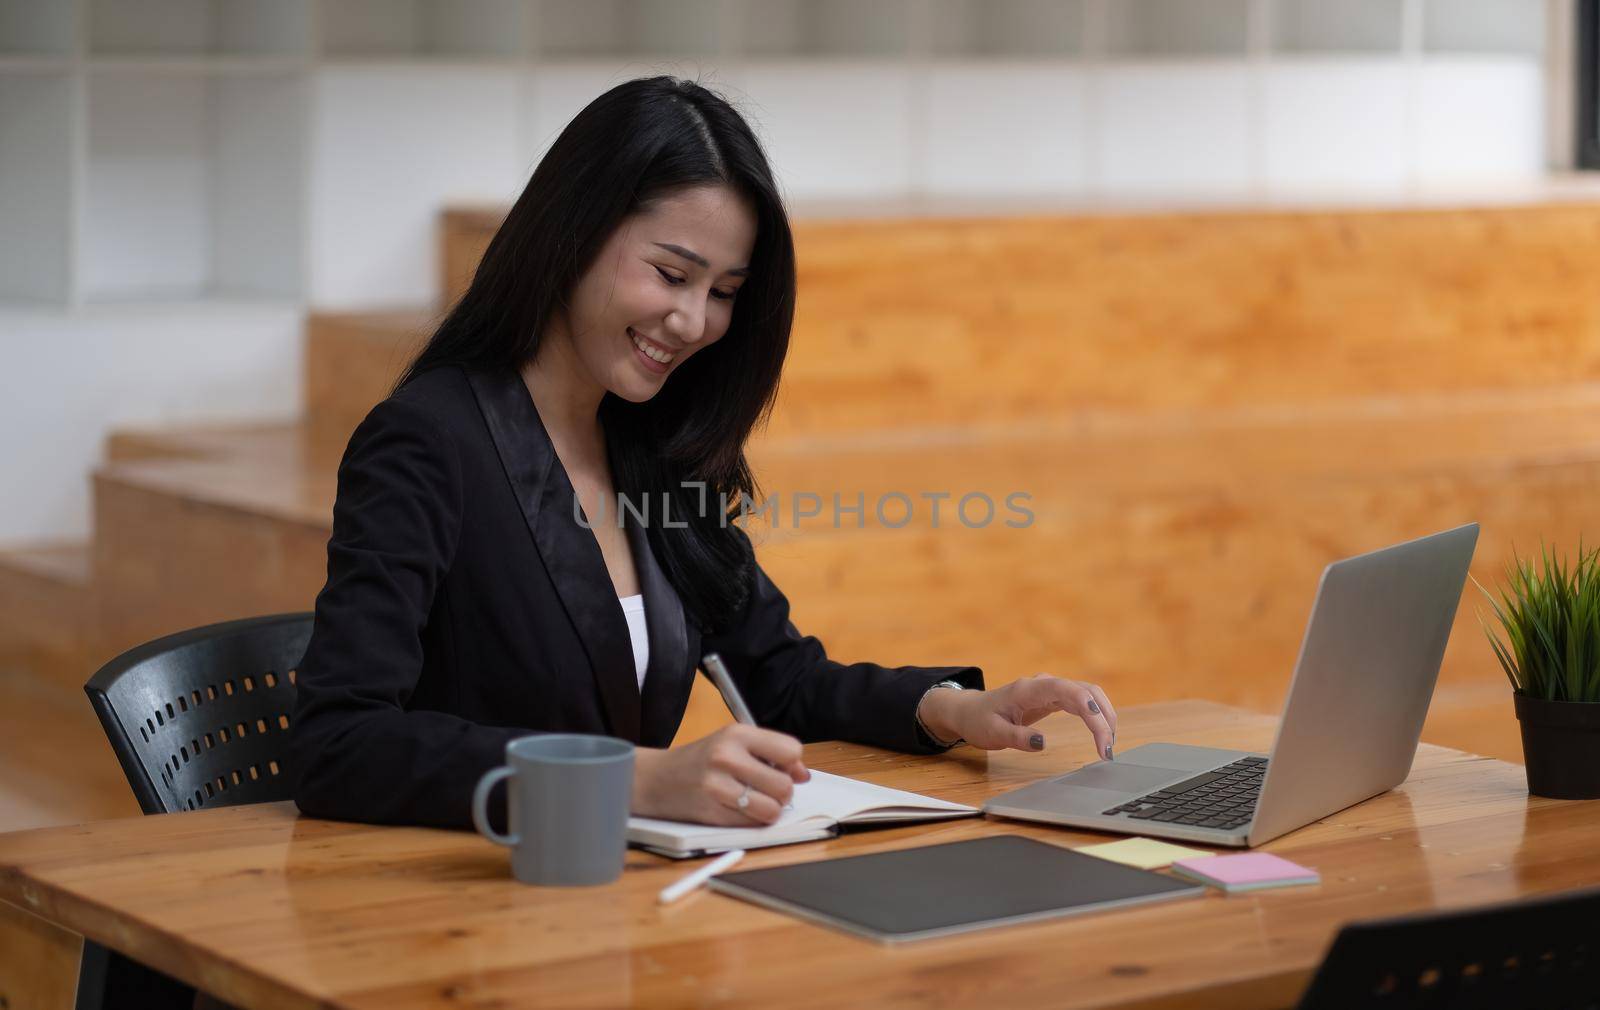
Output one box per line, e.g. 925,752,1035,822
84,613,312,815
1296,885,1600,1009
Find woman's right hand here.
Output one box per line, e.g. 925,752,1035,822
631,724,810,826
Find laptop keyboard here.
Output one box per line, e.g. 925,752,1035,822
1099,756,1268,831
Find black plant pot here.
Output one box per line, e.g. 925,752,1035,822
1514,693,1600,799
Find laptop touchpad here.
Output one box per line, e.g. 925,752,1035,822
1055,762,1184,794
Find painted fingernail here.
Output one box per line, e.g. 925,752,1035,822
1030,734,1044,751
1105,744,1115,760
1087,699,1101,715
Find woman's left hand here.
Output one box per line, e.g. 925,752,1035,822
918,674,1118,759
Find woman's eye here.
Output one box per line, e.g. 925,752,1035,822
656,265,737,301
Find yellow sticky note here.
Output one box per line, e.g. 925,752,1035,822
1075,837,1214,870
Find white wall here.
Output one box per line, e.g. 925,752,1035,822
306,53,1547,311
0,73,72,303
84,76,215,300
0,0,1564,542
309,65,526,308
0,302,303,541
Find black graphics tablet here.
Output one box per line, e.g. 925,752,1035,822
706,834,1205,943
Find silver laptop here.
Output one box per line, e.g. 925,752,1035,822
983,523,1480,848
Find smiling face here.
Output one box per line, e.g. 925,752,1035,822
553,183,758,405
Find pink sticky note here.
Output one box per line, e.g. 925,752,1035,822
1171,852,1319,890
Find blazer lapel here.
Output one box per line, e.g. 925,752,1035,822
464,365,642,743
629,520,694,747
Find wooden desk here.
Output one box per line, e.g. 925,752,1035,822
1,700,1592,1010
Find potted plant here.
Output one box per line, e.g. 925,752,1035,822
1478,543,1600,799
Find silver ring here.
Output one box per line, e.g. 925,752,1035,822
736,784,751,810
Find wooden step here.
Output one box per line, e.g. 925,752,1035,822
106,419,345,468
0,666,139,833
0,543,90,593
0,542,96,694
769,463,1581,673
16,198,1583,839
440,206,502,309
83,399,1598,757
290,347,1600,539
746,384,1600,505
91,423,337,658
434,202,1600,439
305,309,437,446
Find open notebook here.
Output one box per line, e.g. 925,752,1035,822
628,770,978,858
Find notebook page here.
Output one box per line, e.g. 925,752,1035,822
626,770,975,852
791,770,976,822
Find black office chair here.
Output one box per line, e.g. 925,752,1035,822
1296,885,1600,1010
79,613,312,1010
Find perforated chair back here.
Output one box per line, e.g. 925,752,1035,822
84,613,311,815
1296,885,1600,1009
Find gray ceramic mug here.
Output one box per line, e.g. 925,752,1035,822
471,734,635,886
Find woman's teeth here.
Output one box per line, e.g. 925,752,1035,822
631,329,675,364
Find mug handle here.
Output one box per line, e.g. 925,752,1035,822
472,766,520,847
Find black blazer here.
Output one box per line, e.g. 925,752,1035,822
289,365,983,830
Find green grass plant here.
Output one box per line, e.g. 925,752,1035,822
1476,543,1600,703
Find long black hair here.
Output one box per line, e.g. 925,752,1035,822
395,76,796,634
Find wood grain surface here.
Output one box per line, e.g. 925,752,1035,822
438,203,1600,436
80,393,1598,759
76,202,1600,760
0,895,82,1010
1,701,1592,1010
766,206,1600,437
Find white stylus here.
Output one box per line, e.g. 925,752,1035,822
657,848,746,904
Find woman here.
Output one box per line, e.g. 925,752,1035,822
288,77,1117,832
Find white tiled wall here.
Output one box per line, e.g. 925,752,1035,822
1261,61,1412,194
310,66,523,308
921,66,1089,196
306,51,1548,309
0,0,1565,545
0,301,304,541
84,76,214,300
1093,64,1256,197
1413,59,1544,184
731,65,916,198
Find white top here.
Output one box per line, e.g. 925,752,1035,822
619,593,649,689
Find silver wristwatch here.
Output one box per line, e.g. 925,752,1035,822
915,679,965,748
